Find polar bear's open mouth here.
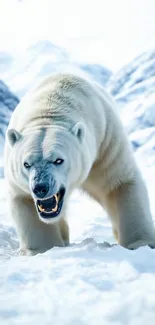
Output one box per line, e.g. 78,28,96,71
36,188,65,218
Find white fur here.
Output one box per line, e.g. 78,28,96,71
4,73,155,255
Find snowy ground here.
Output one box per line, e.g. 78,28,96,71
1,149,155,324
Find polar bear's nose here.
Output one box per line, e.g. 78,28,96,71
32,183,49,198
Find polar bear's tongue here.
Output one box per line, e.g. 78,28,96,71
38,195,58,213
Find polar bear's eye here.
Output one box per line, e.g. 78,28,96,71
24,162,31,169
53,158,64,165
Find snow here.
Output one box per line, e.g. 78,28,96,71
1,165,155,324
1,41,155,323
0,80,19,177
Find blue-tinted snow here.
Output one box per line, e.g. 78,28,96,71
0,80,19,177
107,49,155,153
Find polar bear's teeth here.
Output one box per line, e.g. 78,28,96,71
38,205,45,212
51,205,58,212
54,194,59,204
57,193,60,201
38,194,59,213
51,194,58,212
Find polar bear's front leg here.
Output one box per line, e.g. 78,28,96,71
9,195,65,255
59,218,70,246
106,171,155,249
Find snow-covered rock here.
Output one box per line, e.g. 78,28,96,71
107,49,155,103
0,80,19,147
0,80,19,176
107,49,155,152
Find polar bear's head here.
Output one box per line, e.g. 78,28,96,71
7,124,88,223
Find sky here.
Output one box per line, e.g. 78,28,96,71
0,0,155,71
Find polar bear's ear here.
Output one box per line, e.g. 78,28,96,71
7,129,22,147
71,122,85,143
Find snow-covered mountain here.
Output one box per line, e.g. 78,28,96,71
1,40,111,98
0,52,13,73
0,80,19,147
107,49,155,103
107,49,155,153
0,80,19,176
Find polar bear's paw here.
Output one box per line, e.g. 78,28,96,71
127,239,155,250
18,248,41,256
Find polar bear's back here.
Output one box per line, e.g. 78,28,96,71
8,73,107,133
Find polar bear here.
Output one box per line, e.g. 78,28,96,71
4,73,155,255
